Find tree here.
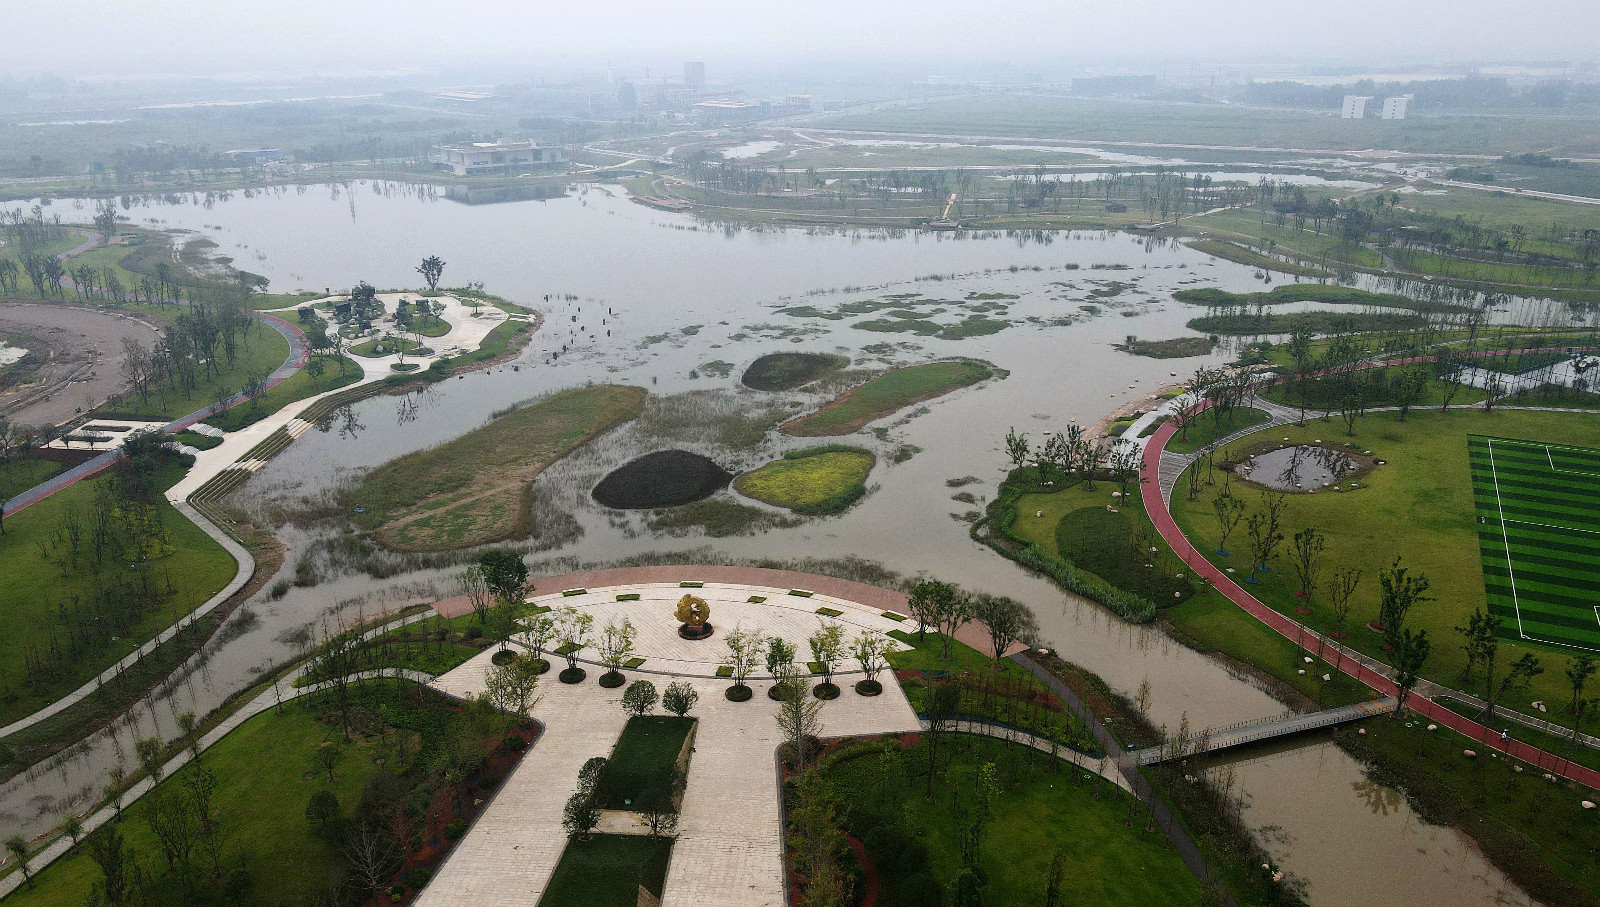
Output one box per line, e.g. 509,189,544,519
1566,653,1597,714
639,765,685,840
1393,628,1432,715
971,594,1037,664
516,613,556,667
1454,607,1495,684
1488,653,1544,721
934,589,973,661
315,741,343,782
61,812,84,851
1042,849,1066,907
776,677,825,769
563,758,606,839
305,790,342,839
1288,527,1325,603
1004,427,1030,474
596,618,637,680
722,628,765,690
1109,441,1144,502
556,607,594,673
1376,557,1432,652
485,654,543,723
1328,566,1361,644
622,680,659,717
86,825,132,906
662,681,699,717
766,636,796,679
906,580,951,644
1211,494,1246,557
5,835,32,889
342,821,403,902
456,566,491,623
478,550,528,604
1243,507,1283,582
922,680,961,798
809,622,846,688
416,256,445,291
851,630,891,688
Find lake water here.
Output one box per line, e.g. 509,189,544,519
0,183,1536,906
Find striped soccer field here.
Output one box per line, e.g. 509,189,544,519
1468,435,1600,653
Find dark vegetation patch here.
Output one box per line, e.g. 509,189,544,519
592,449,733,510
541,835,673,907
741,352,850,391
1056,507,1196,604
602,715,695,810
1114,335,1219,359
1187,310,1428,335
1173,284,1465,313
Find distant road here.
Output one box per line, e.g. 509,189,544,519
1433,178,1600,208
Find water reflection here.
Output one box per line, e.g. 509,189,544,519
1240,445,1358,491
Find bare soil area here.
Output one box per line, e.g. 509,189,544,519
0,301,161,427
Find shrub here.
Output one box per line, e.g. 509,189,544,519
388,885,406,902
444,819,468,840
491,649,518,666
855,678,883,696
726,685,753,702
504,736,527,753
662,681,699,717
599,670,627,689
405,868,432,888
270,579,291,600
812,682,840,700
895,872,941,907
465,626,484,640
559,667,586,684
622,680,658,715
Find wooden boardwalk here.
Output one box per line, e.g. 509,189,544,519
1132,697,1395,765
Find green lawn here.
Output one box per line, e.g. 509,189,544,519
1164,406,1272,455
349,336,423,358
781,360,991,437
1259,368,1487,412
1168,408,1600,728
204,355,363,432
601,716,694,810
0,685,442,907
1190,209,1385,269
97,319,290,422
0,459,62,501
732,446,874,514
538,835,672,907
816,734,1203,906
0,460,236,726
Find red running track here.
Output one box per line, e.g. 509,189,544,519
1140,414,1600,791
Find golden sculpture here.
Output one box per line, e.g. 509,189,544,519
674,594,711,628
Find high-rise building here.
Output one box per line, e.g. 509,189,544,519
1341,95,1371,119
684,62,706,90
1380,95,1413,120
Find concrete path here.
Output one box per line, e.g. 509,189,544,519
0,502,256,740
0,668,432,898
419,589,924,907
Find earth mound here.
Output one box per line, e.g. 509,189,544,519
741,352,849,391
592,449,733,509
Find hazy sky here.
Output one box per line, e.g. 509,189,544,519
2,0,1597,79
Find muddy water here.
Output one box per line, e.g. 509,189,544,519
1206,741,1538,907
0,185,1536,906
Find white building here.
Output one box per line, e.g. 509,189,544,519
434,141,567,176
1341,95,1371,119
1380,95,1413,120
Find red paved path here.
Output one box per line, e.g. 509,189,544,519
1141,410,1600,790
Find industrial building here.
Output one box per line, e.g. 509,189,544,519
1341,95,1371,118
1380,95,1413,119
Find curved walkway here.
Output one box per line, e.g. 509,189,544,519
0,667,436,898
1140,407,1600,790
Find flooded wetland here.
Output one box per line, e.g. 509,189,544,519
3,183,1538,906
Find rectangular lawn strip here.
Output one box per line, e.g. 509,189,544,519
1165,409,1600,728
780,359,991,436
0,459,236,726
0,458,62,500
537,835,672,907
203,355,364,432
815,734,1203,907
350,385,646,550
1468,435,1600,652
600,716,694,810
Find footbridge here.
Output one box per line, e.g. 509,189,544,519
1132,697,1395,765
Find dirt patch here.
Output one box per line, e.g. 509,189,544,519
0,302,161,426
592,449,733,509
741,351,849,391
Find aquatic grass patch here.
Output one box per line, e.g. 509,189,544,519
1173,284,1461,312
590,450,733,510
781,360,992,436
1114,336,1218,359
641,498,803,537
740,351,850,390
350,385,646,550
732,446,875,514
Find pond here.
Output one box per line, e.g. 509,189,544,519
1240,444,1362,491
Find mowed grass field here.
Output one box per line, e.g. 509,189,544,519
1469,435,1600,653
351,385,646,550
1168,409,1600,725
780,359,990,437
